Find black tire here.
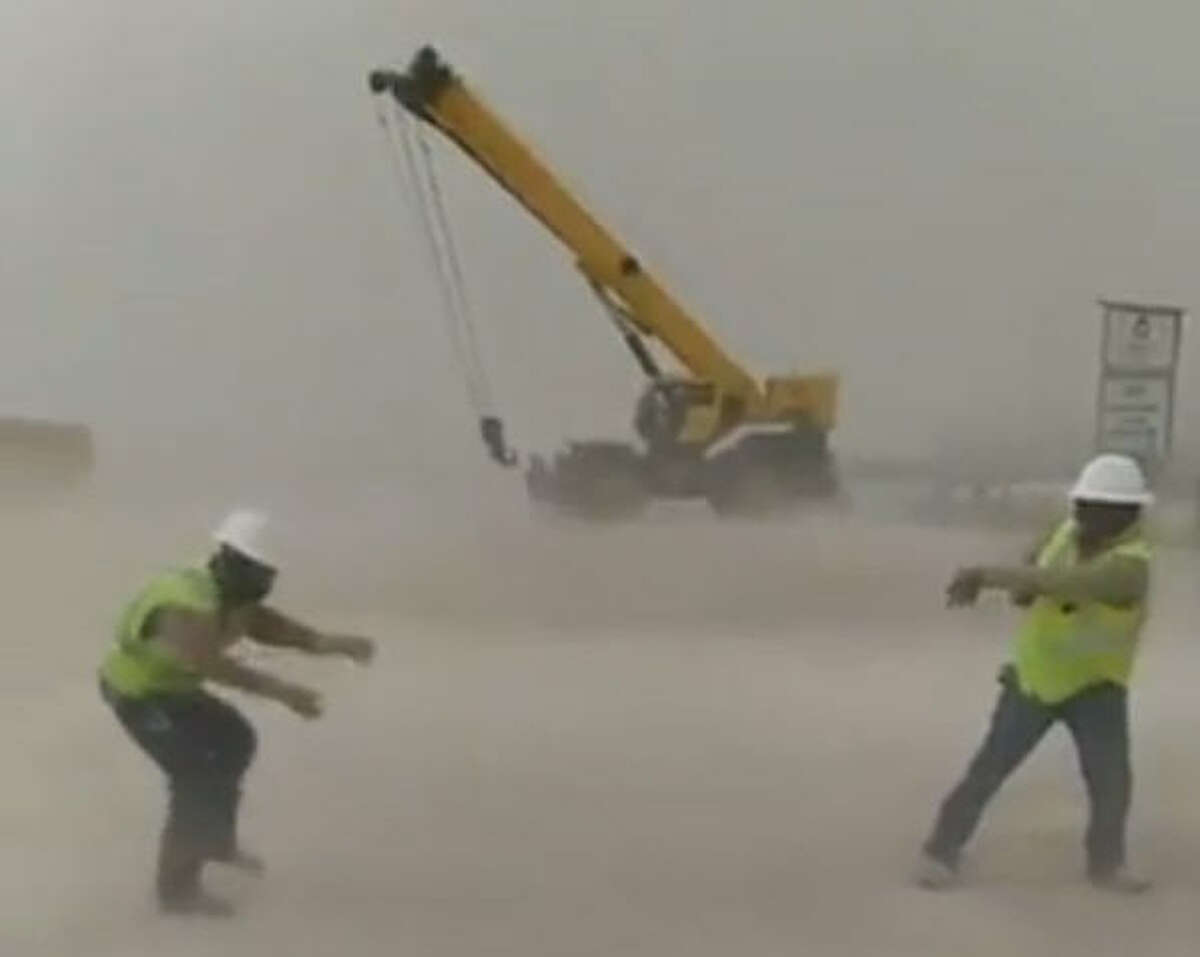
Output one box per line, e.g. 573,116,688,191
705,428,839,518
706,460,794,518
525,442,650,521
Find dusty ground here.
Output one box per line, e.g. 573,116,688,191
5,486,1200,956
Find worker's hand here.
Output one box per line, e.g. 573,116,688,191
278,683,324,719
322,633,376,665
946,567,985,608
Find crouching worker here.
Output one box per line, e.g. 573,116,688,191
916,454,1154,894
99,508,375,916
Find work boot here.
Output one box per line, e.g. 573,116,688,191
913,853,959,890
1089,867,1152,895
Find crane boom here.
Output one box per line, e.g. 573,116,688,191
369,46,840,519
370,47,761,403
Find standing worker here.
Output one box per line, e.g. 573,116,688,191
915,454,1154,893
99,508,376,916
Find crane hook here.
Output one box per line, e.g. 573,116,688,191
480,416,518,467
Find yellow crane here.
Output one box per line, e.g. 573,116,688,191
370,47,839,517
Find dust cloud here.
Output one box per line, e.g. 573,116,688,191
7,2,1200,955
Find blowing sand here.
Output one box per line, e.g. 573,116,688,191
5,489,1200,955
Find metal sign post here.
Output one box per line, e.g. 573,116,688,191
1095,300,1184,476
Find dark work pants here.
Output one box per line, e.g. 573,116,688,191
102,681,257,899
924,667,1131,877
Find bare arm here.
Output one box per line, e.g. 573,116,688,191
244,605,325,652
152,607,323,716
978,556,1148,608
201,655,317,713
244,605,375,664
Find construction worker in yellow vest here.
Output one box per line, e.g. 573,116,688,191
916,454,1153,893
99,508,375,916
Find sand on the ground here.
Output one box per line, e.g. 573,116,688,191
5,489,1200,956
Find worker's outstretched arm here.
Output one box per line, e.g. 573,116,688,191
978,557,1147,607
948,556,1147,609
244,605,375,664
204,654,324,718
153,608,323,717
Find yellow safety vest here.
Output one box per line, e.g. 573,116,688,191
1012,518,1151,705
99,566,219,699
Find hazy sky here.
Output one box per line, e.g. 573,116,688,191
7,1,1200,485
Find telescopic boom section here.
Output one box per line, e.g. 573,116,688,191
369,47,762,404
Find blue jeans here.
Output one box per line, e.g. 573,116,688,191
102,680,257,901
924,666,1131,877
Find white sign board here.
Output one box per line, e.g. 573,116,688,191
1101,377,1170,409
1104,309,1181,372
1099,410,1168,458
1095,301,1184,465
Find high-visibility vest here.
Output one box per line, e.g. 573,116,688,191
1012,518,1151,705
99,566,218,698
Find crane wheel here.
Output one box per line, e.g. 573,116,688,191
524,442,649,521
705,429,839,519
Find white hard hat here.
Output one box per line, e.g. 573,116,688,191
1069,454,1153,506
212,508,276,567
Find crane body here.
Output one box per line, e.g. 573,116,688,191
371,47,839,516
